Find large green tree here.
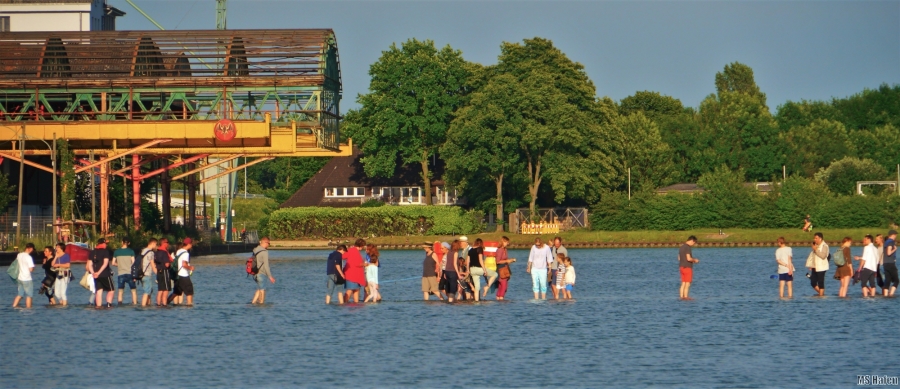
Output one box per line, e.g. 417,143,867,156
345,39,473,205
614,111,676,190
697,62,783,181
493,38,616,212
442,73,523,231
781,119,855,177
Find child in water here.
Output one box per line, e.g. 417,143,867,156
364,256,380,303
564,257,575,299
555,253,567,299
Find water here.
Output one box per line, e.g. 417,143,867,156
1,247,899,388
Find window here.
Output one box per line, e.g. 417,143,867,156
325,187,365,198
0,17,10,32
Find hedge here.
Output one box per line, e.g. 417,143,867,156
591,177,900,231
263,206,484,239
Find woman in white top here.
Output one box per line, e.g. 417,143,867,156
526,238,553,300
774,237,794,298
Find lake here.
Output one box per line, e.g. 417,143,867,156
1,247,898,388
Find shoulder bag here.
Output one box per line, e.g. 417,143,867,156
79,271,91,290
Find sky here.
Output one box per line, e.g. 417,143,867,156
108,0,900,111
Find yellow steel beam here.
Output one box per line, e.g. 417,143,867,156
1,122,271,142
199,157,274,184
170,155,243,181
0,151,56,174
74,139,171,173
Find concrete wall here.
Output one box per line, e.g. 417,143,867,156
0,1,107,31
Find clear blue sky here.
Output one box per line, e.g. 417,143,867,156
110,0,899,111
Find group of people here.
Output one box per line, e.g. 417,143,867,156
773,230,898,298
321,235,577,304
11,236,196,308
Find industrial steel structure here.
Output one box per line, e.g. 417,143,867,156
0,29,349,236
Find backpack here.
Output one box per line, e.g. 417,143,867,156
135,249,153,281
7,257,20,282
246,249,266,276
172,251,186,281
833,250,846,267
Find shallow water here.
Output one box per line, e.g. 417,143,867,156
1,247,898,388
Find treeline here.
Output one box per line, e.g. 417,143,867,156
592,167,900,230
334,37,899,229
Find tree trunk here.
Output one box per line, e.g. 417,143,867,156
527,154,542,218
420,154,432,205
495,173,504,232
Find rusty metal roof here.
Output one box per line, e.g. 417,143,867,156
0,29,341,89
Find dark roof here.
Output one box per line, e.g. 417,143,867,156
280,148,447,208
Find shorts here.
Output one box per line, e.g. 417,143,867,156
157,270,171,292
778,273,794,282
344,280,361,291
860,269,877,288
680,267,693,283
16,280,34,298
177,277,194,296
326,274,341,296
254,274,269,291
421,276,439,293
548,269,557,286
117,274,136,290
810,270,826,289
95,275,114,292
140,276,155,295
565,284,573,291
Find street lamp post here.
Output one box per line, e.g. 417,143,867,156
15,128,24,245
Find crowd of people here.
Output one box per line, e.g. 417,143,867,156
10,236,195,308
767,230,898,299
322,235,576,304
11,229,900,308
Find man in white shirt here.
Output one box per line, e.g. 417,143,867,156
12,243,36,308
526,238,553,300
855,234,879,297
169,238,195,306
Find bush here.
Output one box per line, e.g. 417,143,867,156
591,169,900,231
814,157,890,195
266,206,484,239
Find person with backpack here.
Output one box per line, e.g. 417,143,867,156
326,245,346,305
251,237,274,304
112,238,137,305
139,239,158,307
153,238,173,307
168,238,195,306
51,243,71,306
11,243,35,308
91,238,115,308
834,237,854,298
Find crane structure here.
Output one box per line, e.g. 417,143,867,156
0,29,349,235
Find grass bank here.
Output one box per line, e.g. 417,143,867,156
318,228,892,248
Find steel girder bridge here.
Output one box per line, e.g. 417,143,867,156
0,29,350,235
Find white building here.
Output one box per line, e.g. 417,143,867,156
0,0,125,32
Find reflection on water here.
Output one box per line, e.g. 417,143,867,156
1,247,898,388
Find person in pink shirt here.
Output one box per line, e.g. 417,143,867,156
342,239,368,303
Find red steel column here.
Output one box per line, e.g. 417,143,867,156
133,154,141,231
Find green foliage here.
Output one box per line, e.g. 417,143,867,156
781,119,855,177
245,157,330,203
832,83,900,131
814,157,890,196
56,139,74,220
266,206,484,239
347,38,474,205
715,62,766,106
0,168,15,209
614,112,676,191
592,163,899,231
851,124,900,171
360,199,385,208
619,91,684,121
